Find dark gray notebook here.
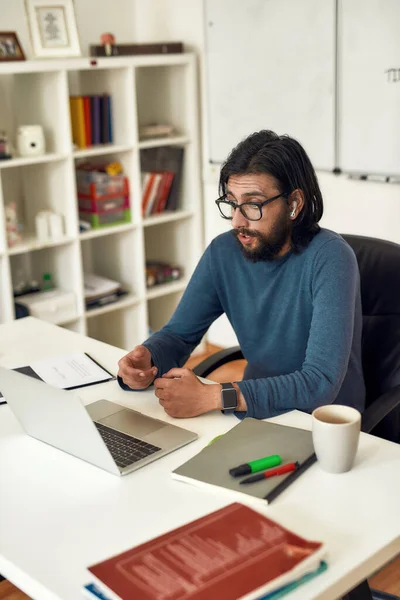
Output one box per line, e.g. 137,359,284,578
172,418,316,504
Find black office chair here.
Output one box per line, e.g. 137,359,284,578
193,234,400,600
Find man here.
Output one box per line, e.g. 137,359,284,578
118,130,365,419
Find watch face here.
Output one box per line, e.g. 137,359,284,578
222,387,237,410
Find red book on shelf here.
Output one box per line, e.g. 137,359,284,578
155,171,175,213
87,503,326,600
145,172,163,216
141,172,156,216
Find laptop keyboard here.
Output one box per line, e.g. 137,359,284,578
94,422,161,469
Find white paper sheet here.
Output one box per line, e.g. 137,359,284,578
16,353,114,389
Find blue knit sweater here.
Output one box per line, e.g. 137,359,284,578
122,228,365,419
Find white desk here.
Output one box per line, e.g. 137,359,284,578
0,317,399,600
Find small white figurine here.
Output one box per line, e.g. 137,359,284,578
5,203,22,247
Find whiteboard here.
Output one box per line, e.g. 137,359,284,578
204,0,336,170
338,0,400,176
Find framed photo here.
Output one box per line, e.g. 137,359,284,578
25,0,81,58
0,32,26,62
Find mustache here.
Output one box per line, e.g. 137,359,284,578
233,228,261,238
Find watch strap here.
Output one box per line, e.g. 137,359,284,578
221,382,238,414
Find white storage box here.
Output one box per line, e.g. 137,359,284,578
16,290,77,324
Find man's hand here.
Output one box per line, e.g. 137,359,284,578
154,368,221,418
117,345,157,390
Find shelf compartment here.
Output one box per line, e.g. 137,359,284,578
68,67,134,147
0,70,69,155
9,242,83,321
144,220,194,284
1,161,78,240
81,228,141,302
85,293,140,319
136,65,189,140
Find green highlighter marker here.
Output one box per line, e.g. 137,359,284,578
229,454,282,477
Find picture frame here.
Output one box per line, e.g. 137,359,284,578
25,0,81,58
0,32,26,62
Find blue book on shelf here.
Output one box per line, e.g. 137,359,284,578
99,95,112,144
107,95,113,144
90,96,101,145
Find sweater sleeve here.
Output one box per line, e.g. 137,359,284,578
138,244,224,382
236,239,361,419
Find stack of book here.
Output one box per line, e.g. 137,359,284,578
84,273,126,310
145,261,183,288
82,503,327,600
141,170,174,216
69,95,113,149
140,146,184,216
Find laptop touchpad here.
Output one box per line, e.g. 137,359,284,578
98,410,166,438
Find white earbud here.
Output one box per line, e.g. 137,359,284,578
290,202,298,217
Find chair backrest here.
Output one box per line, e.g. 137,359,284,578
342,234,400,411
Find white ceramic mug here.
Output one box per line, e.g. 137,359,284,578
312,405,361,473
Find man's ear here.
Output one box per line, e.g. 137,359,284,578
288,189,305,214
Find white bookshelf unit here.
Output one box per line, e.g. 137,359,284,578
0,54,203,350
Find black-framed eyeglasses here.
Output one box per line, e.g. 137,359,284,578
215,191,290,221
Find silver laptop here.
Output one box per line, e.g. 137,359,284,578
0,366,198,476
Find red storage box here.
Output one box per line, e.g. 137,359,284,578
78,194,129,214
76,171,128,198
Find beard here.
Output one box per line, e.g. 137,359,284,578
233,212,292,262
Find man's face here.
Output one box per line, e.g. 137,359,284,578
226,173,292,262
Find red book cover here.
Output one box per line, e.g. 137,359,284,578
83,96,92,146
146,172,163,216
87,503,325,600
141,172,156,216
155,171,175,213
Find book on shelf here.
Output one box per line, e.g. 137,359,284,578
90,96,101,145
83,96,92,146
84,502,327,600
141,171,175,216
84,273,122,306
139,122,176,140
172,418,316,506
70,96,86,148
69,94,113,149
145,261,183,288
90,41,184,57
140,146,184,212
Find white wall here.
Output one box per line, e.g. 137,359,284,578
132,1,400,348
0,0,135,58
